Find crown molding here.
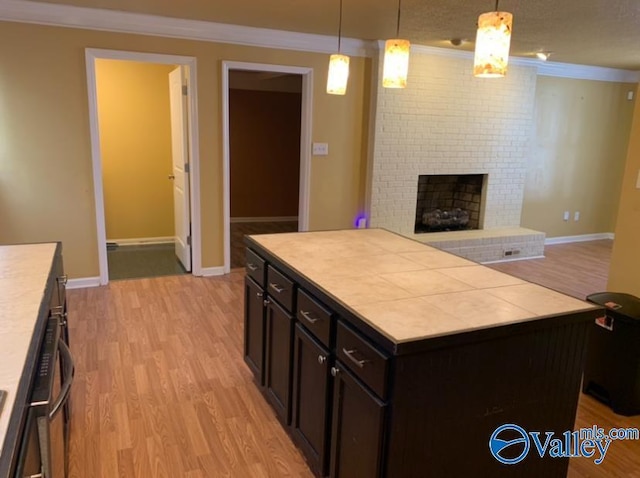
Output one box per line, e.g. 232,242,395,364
405,43,640,83
0,0,374,57
1,0,638,82
534,61,640,83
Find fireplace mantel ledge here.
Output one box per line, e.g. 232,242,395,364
406,227,546,263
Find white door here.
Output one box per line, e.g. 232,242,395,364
169,66,191,271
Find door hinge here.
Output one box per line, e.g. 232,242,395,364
182,85,188,96
184,163,190,173
187,235,192,246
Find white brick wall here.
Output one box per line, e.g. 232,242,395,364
368,48,538,236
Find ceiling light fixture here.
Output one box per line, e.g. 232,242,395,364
536,51,552,61
473,0,513,78
327,0,350,95
382,0,410,88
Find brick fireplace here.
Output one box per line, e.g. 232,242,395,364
366,47,545,262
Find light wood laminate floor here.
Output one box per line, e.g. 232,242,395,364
66,239,639,477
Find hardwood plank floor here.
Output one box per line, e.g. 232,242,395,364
67,274,313,478
66,240,639,477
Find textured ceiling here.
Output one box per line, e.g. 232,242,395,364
30,0,640,70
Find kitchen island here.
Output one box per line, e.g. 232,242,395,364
0,243,66,478
243,228,601,477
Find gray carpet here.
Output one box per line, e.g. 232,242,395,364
107,243,188,281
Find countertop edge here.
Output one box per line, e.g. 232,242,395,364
245,234,603,356
0,242,60,478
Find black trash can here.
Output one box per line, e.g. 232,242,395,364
583,292,640,416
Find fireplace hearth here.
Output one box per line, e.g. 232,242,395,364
414,174,486,233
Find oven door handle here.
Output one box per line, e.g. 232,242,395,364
49,339,74,420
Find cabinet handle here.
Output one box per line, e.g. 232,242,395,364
318,355,327,365
247,263,258,271
331,366,340,377
263,298,270,307
342,348,368,369
51,306,68,327
257,291,263,298
300,310,319,324
269,282,285,293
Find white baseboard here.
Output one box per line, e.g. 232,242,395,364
200,267,225,277
482,255,545,265
67,277,101,289
107,236,175,246
230,216,298,223
544,233,614,245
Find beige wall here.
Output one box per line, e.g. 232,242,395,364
0,21,369,278
608,84,640,295
521,77,635,237
96,60,175,241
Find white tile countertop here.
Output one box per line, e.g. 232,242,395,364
0,243,57,454
248,229,599,344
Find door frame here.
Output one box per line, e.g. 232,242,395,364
222,61,312,273
85,48,202,284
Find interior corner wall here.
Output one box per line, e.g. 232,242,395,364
368,49,537,237
229,88,301,219
521,77,636,238
608,83,640,296
96,59,176,241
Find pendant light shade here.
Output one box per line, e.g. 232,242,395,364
327,0,350,95
473,9,513,78
327,54,350,95
382,0,409,88
382,39,410,88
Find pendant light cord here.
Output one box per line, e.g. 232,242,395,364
396,0,402,37
494,0,499,11
337,0,343,52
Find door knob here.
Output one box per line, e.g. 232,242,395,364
168,175,175,180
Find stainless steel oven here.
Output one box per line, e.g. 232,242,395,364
15,316,74,478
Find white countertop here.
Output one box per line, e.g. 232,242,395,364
0,243,57,455
249,229,598,344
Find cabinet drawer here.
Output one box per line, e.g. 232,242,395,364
336,321,389,400
267,265,295,312
245,248,266,286
297,289,333,348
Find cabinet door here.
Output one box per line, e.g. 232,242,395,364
265,298,294,424
330,362,386,478
244,276,266,385
291,324,331,476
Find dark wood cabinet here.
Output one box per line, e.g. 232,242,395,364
291,324,332,477
330,362,386,478
264,298,295,425
243,235,598,478
244,276,266,385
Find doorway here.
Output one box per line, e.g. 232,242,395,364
86,49,202,284
222,62,313,272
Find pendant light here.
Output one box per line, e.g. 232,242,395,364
473,0,513,78
327,0,350,95
382,0,410,88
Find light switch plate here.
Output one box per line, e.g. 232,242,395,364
312,142,329,156
636,170,640,189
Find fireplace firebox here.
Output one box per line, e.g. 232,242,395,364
414,174,486,233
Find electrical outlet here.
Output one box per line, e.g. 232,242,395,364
563,211,570,221
574,211,580,221
312,142,329,156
